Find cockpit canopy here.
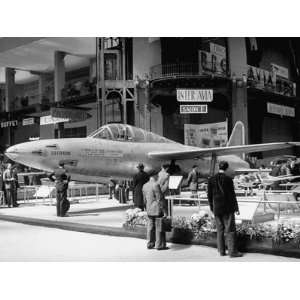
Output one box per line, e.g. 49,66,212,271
89,123,174,143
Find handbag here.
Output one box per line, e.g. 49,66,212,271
156,217,172,232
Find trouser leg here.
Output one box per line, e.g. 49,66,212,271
215,215,226,255
147,217,156,249
223,213,242,257
155,220,166,249
56,191,62,216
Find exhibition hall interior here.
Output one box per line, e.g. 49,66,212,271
1,37,300,261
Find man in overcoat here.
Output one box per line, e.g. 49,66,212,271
49,162,70,217
207,161,243,258
143,173,168,250
132,163,149,210
187,165,199,198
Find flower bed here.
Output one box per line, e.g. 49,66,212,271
123,209,300,256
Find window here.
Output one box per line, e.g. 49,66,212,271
62,126,87,138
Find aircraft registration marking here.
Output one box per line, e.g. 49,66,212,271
81,148,123,158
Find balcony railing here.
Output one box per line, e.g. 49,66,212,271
150,62,228,81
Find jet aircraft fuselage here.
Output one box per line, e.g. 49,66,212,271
5,123,249,182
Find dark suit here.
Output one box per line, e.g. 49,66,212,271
49,167,70,217
187,169,199,196
143,178,167,249
133,170,149,210
207,171,239,255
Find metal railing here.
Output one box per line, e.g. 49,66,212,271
165,193,300,221
150,63,228,81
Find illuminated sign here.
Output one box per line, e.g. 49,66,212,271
180,105,208,114
177,89,213,102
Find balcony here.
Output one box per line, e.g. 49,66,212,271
150,62,229,81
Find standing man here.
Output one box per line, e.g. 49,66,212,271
49,162,70,217
158,164,170,196
3,163,17,207
132,163,149,210
207,161,242,258
187,165,199,198
143,173,168,250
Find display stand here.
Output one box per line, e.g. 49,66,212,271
167,176,183,216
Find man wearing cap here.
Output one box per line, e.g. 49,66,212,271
49,162,70,217
132,163,149,210
207,160,242,258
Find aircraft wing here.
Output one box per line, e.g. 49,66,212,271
148,142,300,160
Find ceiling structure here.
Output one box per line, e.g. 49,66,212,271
0,37,96,84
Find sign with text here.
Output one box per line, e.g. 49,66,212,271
199,50,227,75
1,120,18,128
22,118,35,126
267,102,295,117
271,63,289,79
184,121,228,148
180,105,208,114
177,89,213,102
247,65,296,97
50,107,90,123
40,115,69,125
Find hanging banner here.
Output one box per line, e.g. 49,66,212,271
40,115,69,125
184,121,228,148
247,65,296,97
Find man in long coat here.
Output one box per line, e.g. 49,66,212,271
143,173,168,250
49,162,70,217
207,161,242,258
132,163,149,210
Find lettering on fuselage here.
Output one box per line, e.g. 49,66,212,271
80,148,123,158
51,151,71,156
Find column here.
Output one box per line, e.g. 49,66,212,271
227,37,249,144
5,67,16,146
38,73,47,104
54,51,66,138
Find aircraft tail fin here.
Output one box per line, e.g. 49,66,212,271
227,121,245,147
227,121,245,159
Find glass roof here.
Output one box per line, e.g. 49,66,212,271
89,123,174,143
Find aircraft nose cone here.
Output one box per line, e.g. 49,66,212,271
5,145,19,159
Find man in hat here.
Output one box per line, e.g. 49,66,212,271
207,160,242,258
49,162,70,217
132,163,149,210
143,172,168,250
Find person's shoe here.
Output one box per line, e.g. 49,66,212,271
229,251,243,258
156,247,169,251
220,252,226,256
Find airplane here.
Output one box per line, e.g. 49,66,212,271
5,121,300,184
